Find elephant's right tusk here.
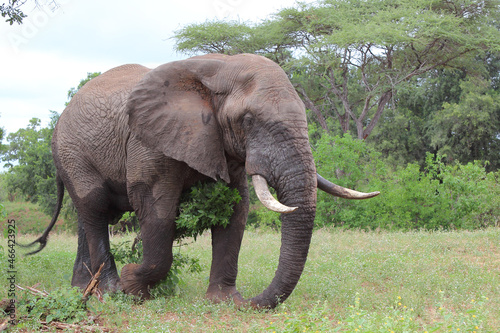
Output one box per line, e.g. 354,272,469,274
252,175,298,213
317,173,380,199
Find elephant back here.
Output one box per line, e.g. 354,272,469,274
53,64,151,199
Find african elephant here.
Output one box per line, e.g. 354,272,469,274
29,54,378,309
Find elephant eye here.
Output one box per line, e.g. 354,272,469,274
242,112,254,127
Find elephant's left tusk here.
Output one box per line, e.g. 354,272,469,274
317,173,380,199
252,175,298,213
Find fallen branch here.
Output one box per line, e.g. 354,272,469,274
40,320,110,332
0,319,8,332
82,262,105,302
15,283,49,297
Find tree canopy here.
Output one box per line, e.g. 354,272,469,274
174,0,500,141
1,113,58,214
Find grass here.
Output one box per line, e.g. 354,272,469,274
1,228,499,332
2,201,65,235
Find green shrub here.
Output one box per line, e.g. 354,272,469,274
17,286,88,326
252,206,281,231
313,132,499,230
365,154,500,230
175,181,241,240
313,132,387,228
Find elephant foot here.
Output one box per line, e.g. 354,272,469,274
120,263,151,299
205,285,245,306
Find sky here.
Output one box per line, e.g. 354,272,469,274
0,0,306,137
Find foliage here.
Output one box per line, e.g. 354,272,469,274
0,0,27,25
370,68,466,168
1,113,59,216
174,20,255,55
429,77,500,170
251,206,281,231
175,181,241,240
111,236,143,266
1,1,62,25
312,131,386,228
17,286,88,326
313,132,499,230
173,0,500,140
0,202,5,219
365,155,500,230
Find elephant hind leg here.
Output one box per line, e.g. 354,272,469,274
71,219,92,289
70,186,122,293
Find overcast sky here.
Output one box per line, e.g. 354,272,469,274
0,0,305,137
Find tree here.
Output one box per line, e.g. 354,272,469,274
370,68,466,167
429,77,500,170
174,21,255,55
1,0,58,25
1,112,58,214
1,0,27,25
173,0,500,140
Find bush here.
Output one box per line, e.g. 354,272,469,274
175,181,241,240
17,286,88,326
252,206,281,231
313,132,499,230
313,132,387,228
363,154,500,230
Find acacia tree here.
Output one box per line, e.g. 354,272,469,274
174,0,500,140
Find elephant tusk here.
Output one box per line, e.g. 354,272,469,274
317,173,380,199
252,175,298,213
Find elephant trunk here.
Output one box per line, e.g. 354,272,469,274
249,149,317,308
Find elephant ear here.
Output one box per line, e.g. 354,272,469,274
126,59,230,183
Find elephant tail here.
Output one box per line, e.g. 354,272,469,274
21,173,65,255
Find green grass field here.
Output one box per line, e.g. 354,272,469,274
1,227,499,332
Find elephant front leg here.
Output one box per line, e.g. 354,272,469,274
206,168,249,305
120,220,176,298
121,179,181,299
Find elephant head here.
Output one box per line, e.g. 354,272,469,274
126,54,378,308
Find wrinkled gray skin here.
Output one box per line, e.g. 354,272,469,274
38,54,367,309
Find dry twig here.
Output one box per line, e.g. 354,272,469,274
82,262,105,302
40,320,110,332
